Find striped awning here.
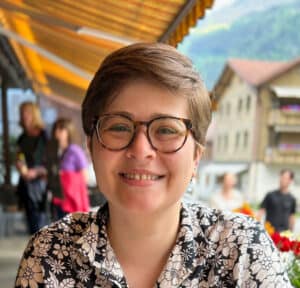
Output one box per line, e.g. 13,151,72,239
0,0,214,106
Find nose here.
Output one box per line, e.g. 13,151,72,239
125,126,156,160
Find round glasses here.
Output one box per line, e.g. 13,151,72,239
93,114,194,153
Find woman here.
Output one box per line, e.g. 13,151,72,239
210,172,244,211
15,43,291,287
50,118,90,220
15,101,48,234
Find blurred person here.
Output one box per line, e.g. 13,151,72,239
15,101,48,234
258,169,296,232
210,172,244,211
15,43,290,287
50,118,90,220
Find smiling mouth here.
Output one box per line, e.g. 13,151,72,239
119,173,164,181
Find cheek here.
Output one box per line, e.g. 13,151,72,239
91,141,119,190
164,148,195,181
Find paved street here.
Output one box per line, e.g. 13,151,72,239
0,236,28,288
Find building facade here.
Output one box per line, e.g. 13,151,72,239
196,58,300,204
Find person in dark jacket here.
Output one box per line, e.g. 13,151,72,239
16,101,48,234
258,169,296,232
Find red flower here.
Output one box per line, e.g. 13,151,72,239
291,240,300,257
271,232,292,252
280,236,292,252
271,232,281,246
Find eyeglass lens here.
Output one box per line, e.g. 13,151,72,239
96,115,188,152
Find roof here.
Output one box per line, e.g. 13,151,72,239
228,58,300,86
213,57,300,99
0,0,214,107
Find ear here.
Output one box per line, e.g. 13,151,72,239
193,145,203,176
86,136,92,155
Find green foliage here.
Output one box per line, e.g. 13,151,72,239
181,3,300,89
288,258,300,287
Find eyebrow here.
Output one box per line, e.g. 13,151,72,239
105,111,179,119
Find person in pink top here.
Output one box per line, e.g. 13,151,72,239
51,118,90,219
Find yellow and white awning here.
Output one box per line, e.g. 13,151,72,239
0,0,214,105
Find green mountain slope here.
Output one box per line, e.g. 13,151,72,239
179,2,300,89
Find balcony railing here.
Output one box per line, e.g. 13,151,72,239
265,147,300,164
268,109,300,126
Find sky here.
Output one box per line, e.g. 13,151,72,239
212,0,236,10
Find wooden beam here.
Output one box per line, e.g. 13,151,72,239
159,0,197,43
0,75,11,185
0,38,28,88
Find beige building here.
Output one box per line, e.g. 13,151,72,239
196,58,300,204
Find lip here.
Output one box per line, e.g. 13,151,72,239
119,169,164,187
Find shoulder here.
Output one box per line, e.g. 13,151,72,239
233,189,242,196
68,144,86,156
182,203,289,286
21,210,99,260
210,191,221,201
15,206,109,287
265,190,277,199
288,192,296,202
183,203,266,242
17,132,26,145
36,129,48,143
36,211,96,240
40,129,48,139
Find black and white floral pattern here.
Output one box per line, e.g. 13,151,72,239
15,203,292,287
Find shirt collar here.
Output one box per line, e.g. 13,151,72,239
157,202,211,287
73,202,212,287
73,203,126,285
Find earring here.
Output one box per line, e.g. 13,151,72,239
190,176,196,185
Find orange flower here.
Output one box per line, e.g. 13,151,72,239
265,221,275,235
233,203,255,218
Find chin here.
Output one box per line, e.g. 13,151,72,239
122,198,162,215
121,195,181,216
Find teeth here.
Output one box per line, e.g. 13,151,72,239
123,173,159,180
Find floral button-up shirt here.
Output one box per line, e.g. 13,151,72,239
15,203,291,287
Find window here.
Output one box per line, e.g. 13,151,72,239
235,132,240,149
219,104,223,118
246,95,251,112
226,103,231,116
218,135,222,152
244,131,248,148
224,134,228,151
237,98,243,113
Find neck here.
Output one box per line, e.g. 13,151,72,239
280,187,289,193
222,187,232,196
26,126,40,136
107,202,181,275
60,141,69,151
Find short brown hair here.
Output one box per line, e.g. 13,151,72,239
52,118,76,145
280,169,294,180
82,43,212,145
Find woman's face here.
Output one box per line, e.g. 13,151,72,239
89,80,201,215
54,127,69,148
20,106,33,131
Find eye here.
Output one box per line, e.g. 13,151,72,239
156,126,179,135
105,123,132,133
